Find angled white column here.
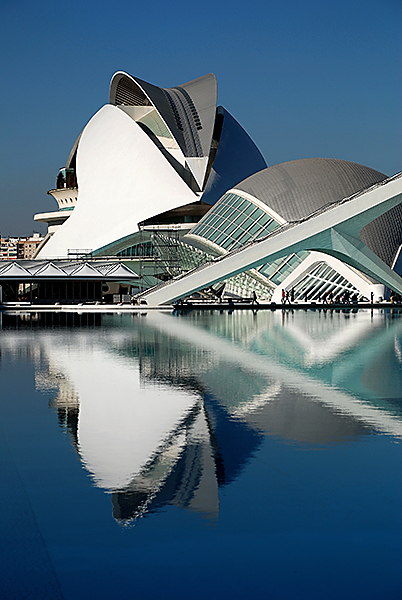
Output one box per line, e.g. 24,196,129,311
141,174,402,305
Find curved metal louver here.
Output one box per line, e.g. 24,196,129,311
114,76,151,106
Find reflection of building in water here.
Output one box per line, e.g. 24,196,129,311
37,366,80,448
111,404,221,521
2,309,402,523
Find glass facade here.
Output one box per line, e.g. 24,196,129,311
291,262,360,301
117,241,154,257
56,168,77,189
259,251,309,286
189,193,315,294
190,193,281,252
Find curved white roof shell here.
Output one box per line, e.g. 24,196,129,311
38,105,199,259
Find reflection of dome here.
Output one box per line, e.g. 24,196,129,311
3,311,402,526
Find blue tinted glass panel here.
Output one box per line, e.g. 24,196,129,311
248,222,262,236
243,203,256,216
232,196,244,208
232,228,245,239
225,223,237,235
219,237,232,250
242,217,255,230
258,213,272,227
215,234,227,246
237,232,252,245
219,206,232,218
252,207,264,220
265,220,280,233
208,230,220,242
233,214,246,226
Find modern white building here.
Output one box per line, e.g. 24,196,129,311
34,70,402,304
34,71,266,260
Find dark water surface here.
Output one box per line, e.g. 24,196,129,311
0,308,401,599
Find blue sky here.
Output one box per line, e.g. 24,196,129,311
0,0,401,235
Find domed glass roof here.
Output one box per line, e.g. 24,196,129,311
235,158,387,222
235,158,402,268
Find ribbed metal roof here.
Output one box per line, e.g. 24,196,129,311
109,71,217,161
234,158,402,267
235,158,387,222
361,205,402,267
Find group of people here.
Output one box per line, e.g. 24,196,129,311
390,291,402,303
281,288,295,304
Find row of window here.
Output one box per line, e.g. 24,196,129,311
117,241,155,257
191,193,280,252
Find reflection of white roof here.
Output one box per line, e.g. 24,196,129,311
41,337,200,490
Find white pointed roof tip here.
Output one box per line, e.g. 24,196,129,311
186,157,209,190
177,72,217,110
0,262,31,277
179,72,217,87
26,261,49,275
106,263,139,277
69,263,103,277
59,262,83,274
34,262,67,277
0,262,11,275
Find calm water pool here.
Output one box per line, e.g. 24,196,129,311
0,308,401,599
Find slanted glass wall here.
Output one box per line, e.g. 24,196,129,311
190,192,281,253
259,251,309,286
291,262,360,301
188,192,313,295
117,241,155,257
